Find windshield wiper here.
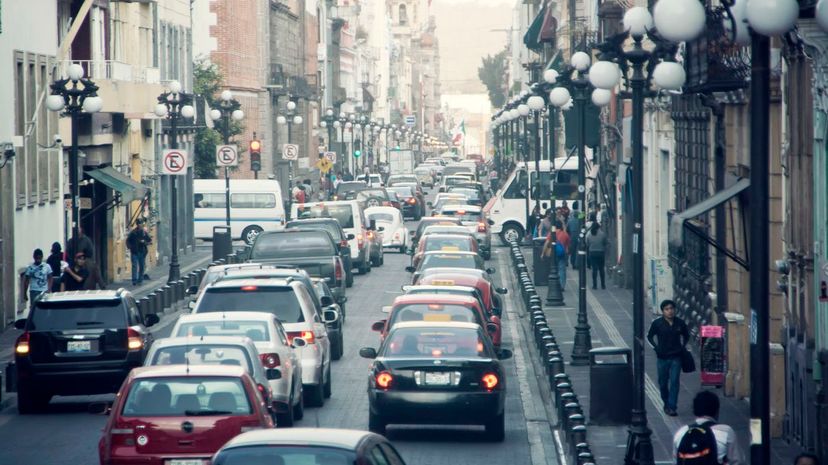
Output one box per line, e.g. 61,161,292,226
184,409,233,416
75,321,105,326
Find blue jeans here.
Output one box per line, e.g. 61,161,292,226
558,259,567,290
657,356,682,411
131,252,146,285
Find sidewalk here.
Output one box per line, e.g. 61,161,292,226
524,248,801,464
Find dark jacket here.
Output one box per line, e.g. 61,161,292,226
647,316,689,359
126,228,151,255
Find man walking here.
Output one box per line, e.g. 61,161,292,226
647,299,689,416
566,210,580,268
673,390,745,465
23,248,53,307
127,219,151,286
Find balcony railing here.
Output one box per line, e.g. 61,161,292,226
683,7,750,93
58,60,160,84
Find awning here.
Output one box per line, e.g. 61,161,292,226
86,166,150,204
523,5,546,52
669,178,750,269
539,5,557,44
545,50,565,73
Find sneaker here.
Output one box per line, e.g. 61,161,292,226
666,408,678,416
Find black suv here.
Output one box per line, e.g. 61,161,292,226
13,289,158,413
285,218,355,287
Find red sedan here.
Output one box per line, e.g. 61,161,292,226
418,272,508,321
98,364,273,465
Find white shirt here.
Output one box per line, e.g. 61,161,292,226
672,417,745,465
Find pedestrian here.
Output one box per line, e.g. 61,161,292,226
793,453,820,465
673,390,745,465
647,299,690,416
566,210,580,268
585,222,608,289
66,227,94,265
23,248,53,306
293,185,306,204
61,252,89,291
127,218,152,286
557,200,571,224
46,242,66,292
528,204,541,239
538,206,553,238
554,221,570,289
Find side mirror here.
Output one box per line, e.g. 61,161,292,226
409,230,416,236
144,314,160,327
88,401,112,415
492,306,503,318
320,295,334,307
292,337,307,348
405,266,416,273
496,287,508,295
265,368,282,380
346,233,356,240
486,322,498,334
359,347,378,359
14,319,26,330
486,267,496,275
371,320,387,332
323,309,339,324
488,219,495,225
186,285,199,295
498,349,513,360
427,202,433,207
188,301,196,310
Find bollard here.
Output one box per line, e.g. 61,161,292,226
147,292,158,315
548,356,565,380
562,402,582,431
557,388,575,413
226,253,237,264
569,426,588,457
161,285,172,311
577,452,594,465
138,297,150,317
559,394,578,424
176,280,186,303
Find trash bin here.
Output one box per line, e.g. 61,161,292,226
212,226,233,261
532,237,550,285
589,347,633,425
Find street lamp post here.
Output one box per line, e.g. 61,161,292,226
209,90,244,227
153,80,195,283
277,100,303,218
46,63,103,252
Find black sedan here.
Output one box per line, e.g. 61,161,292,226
388,185,425,220
359,321,512,441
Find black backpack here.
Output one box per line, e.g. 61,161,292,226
676,421,719,465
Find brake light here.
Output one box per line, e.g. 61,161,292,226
357,234,365,249
241,285,258,291
375,371,393,389
15,332,30,355
340,239,349,248
382,201,391,206
287,331,316,344
259,353,281,368
334,257,344,281
482,373,499,390
127,328,143,351
478,222,487,233
367,231,374,239
408,198,416,205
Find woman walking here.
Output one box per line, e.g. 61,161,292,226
585,222,608,289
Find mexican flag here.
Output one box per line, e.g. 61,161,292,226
451,119,465,145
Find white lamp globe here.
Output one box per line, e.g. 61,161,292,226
527,95,545,111
817,0,828,31
345,121,352,128
725,0,752,44
549,87,571,107
653,0,706,42
209,109,222,121
277,115,287,125
82,96,103,113
67,63,85,81
286,101,297,111
321,120,327,128
509,109,519,120
293,115,303,125
563,99,575,111
169,80,182,94
589,61,621,89
355,123,362,130
154,104,168,118
333,120,341,128
46,95,65,112
591,88,613,107
571,51,591,71
517,104,530,116
221,90,232,101
395,130,402,136
623,7,654,37
326,108,334,117
232,109,244,121
180,105,195,119
543,69,559,84
745,0,798,35
652,61,687,90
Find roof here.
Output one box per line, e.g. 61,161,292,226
39,289,127,302
420,273,488,287
421,234,476,242
223,428,377,450
130,364,248,379
420,217,462,224
286,218,342,225
438,205,482,213
421,268,488,278
422,250,479,257
391,321,481,330
148,336,254,350
365,206,402,216
393,293,479,306
176,311,277,323
207,278,293,289
405,285,478,293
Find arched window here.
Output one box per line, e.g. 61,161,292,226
399,4,408,25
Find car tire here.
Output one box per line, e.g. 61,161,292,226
323,365,332,398
17,387,50,414
368,411,387,436
485,412,506,442
346,271,354,287
276,399,295,427
331,332,343,361
499,224,524,246
241,225,263,245
358,259,370,275
378,249,384,266
293,386,305,420
304,383,324,407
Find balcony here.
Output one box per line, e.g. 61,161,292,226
59,60,160,84
683,7,750,93
57,60,164,115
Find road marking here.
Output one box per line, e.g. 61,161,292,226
553,430,568,465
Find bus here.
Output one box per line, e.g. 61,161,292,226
194,179,285,244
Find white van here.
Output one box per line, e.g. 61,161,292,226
290,200,374,274
484,157,593,245
194,179,285,245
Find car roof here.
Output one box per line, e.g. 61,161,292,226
420,273,488,286
420,217,462,224
149,336,255,349
176,311,276,323
38,290,127,302
421,234,475,242
405,285,478,293
207,278,293,289
130,364,248,379
393,293,479,306
365,206,400,215
421,267,488,277
286,218,342,226
391,321,481,330
222,428,378,450
422,250,479,257
438,205,482,212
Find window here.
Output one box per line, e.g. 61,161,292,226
175,320,271,342
194,193,226,209
151,345,254,373
231,193,277,209
368,446,392,465
197,287,305,323
122,377,252,416
399,4,408,25
503,171,527,199
14,55,25,207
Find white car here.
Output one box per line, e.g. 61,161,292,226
357,173,384,187
365,206,410,253
170,311,306,426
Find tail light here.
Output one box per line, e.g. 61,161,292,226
127,328,143,351
367,231,375,240
394,232,401,241
477,222,487,233
334,257,344,281
287,331,316,344
259,353,281,368
15,333,30,355
375,371,394,389
482,373,499,390
382,201,392,206
408,198,417,205
357,234,365,249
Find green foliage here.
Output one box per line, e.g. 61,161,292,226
193,59,246,178
194,127,221,179
478,47,509,108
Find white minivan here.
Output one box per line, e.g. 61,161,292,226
290,200,374,274
194,179,285,245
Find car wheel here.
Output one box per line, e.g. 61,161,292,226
241,225,263,245
358,259,370,275
304,383,324,407
378,249,384,266
331,332,343,361
499,224,523,246
346,270,354,287
276,399,295,427
368,411,387,436
17,387,50,414
484,412,505,442
293,391,305,420
323,365,332,398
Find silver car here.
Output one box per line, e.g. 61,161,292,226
170,311,306,426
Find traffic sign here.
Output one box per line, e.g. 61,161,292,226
162,149,188,175
405,115,416,127
215,145,239,167
282,144,299,161
324,151,337,163
315,157,333,173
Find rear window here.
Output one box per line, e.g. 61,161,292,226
252,232,335,259
30,300,125,331
335,183,367,195
417,219,461,236
122,377,252,416
296,204,355,229
421,254,479,270
441,209,482,222
175,320,271,342
390,304,479,325
213,446,357,465
390,176,417,184
383,327,487,358
368,212,395,223
150,345,254,374
197,288,305,323
388,186,415,197
424,237,473,252
286,221,342,241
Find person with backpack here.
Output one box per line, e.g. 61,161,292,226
648,299,690,416
585,221,608,289
543,221,570,290
674,390,745,465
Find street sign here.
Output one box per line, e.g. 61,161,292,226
215,145,239,167
282,143,299,161
324,151,337,163
315,157,333,173
162,149,188,175
405,115,416,127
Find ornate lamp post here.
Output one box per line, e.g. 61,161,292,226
209,90,244,227
277,100,303,217
153,80,195,282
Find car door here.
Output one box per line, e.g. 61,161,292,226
297,285,330,366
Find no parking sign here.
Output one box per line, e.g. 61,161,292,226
162,150,188,175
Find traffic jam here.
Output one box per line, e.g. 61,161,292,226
10,153,521,465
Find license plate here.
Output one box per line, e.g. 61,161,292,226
424,372,451,385
66,340,91,352
168,460,204,465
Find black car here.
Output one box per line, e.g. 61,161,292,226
13,289,159,413
359,321,511,441
333,181,368,200
387,185,425,220
286,218,355,287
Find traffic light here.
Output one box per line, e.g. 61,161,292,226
354,139,361,158
249,139,262,171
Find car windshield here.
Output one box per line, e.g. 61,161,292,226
175,320,271,342
388,186,414,197
440,209,482,222
122,376,252,417
424,237,473,252
213,446,357,465
30,300,125,330
150,345,254,373
285,221,342,241
390,303,479,326
448,188,480,200
417,219,461,236
368,212,395,223
197,288,305,323
296,204,355,229
251,232,335,259
383,327,487,358
421,254,479,270
422,226,472,237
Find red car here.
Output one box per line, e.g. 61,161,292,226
418,272,507,321
371,294,502,347
98,364,274,465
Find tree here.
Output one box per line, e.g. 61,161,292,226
193,59,245,178
478,47,509,108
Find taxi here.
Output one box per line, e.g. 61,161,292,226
418,273,507,321
405,251,493,284
411,233,479,268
